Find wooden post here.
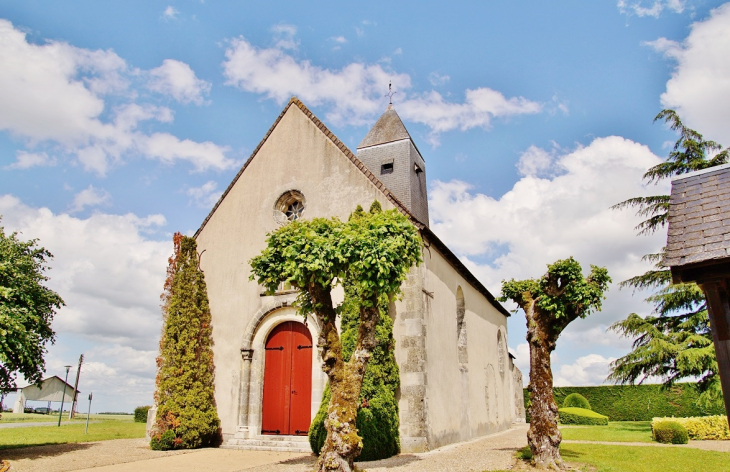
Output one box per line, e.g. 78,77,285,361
698,279,730,425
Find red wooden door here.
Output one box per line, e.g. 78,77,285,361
262,321,313,435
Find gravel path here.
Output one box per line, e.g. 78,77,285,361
1,438,192,472
0,422,99,429
247,424,530,472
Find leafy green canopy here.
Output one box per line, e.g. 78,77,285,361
609,110,729,407
0,222,64,392
309,279,400,460
500,257,610,330
153,236,220,449
250,204,422,317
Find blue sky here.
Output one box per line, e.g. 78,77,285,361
2,1,730,413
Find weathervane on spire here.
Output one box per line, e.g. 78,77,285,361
385,81,396,105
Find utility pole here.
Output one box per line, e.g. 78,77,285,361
58,365,72,427
69,354,84,419
85,393,93,434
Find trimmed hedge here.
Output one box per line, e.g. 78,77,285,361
652,420,689,444
563,393,591,410
558,407,608,426
134,406,151,423
524,383,724,422
653,415,730,440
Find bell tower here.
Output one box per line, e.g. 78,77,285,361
356,105,429,225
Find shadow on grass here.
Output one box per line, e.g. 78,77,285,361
1,442,95,459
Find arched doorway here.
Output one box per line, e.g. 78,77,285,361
261,321,313,435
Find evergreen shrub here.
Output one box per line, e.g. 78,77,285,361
151,235,221,450
652,420,689,444
558,407,608,426
134,406,151,423
150,430,176,450
309,274,400,461
562,393,591,410
653,415,730,440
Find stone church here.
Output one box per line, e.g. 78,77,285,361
191,98,525,453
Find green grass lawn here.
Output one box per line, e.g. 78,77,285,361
0,413,133,423
561,443,729,472
0,421,145,449
560,421,653,442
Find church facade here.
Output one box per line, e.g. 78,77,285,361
192,98,525,453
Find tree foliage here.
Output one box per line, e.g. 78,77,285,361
609,110,729,407
0,221,64,393
501,257,610,469
152,235,220,449
250,201,420,472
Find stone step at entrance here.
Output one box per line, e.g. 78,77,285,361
223,434,312,453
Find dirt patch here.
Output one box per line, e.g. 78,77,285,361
2,438,191,472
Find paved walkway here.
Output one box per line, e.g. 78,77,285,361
0,421,98,429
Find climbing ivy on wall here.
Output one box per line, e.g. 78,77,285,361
524,384,724,422
309,278,401,461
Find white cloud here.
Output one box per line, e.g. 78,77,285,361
148,59,211,105
0,194,169,351
331,36,347,44
656,3,730,147
553,354,616,386
70,185,111,213
618,0,686,17
187,180,222,208
4,151,56,170
428,72,450,86
271,24,298,50
429,136,669,334
222,36,541,134
644,37,683,59
163,6,179,19
0,19,234,176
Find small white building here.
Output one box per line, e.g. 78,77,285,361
12,376,77,413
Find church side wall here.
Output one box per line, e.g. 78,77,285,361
421,244,514,449
195,106,398,441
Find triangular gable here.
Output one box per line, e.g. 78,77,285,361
194,98,509,317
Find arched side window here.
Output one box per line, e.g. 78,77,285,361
456,286,468,365
497,329,506,375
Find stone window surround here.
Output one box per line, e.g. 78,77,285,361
235,299,325,439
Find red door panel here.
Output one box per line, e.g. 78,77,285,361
261,321,313,435
290,322,313,435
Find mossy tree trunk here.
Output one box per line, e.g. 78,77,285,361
310,283,379,472
525,298,563,469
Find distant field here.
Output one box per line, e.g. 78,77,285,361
0,420,145,449
0,413,133,423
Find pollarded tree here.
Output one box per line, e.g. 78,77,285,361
609,110,729,407
0,221,64,393
500,258,610,469
152,235,221,450
250,201,421,472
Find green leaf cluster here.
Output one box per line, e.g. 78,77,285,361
250,204,422,319
134,406,151,423
309,280,400,461
558,407,608,426
500,257,610,325
610,110,728,407
0,221,64,392
152,236,220,449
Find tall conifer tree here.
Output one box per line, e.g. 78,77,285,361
151,235,220,449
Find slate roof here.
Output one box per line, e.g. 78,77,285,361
664,163,730,268
195,97,510,317
357,104,411,149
